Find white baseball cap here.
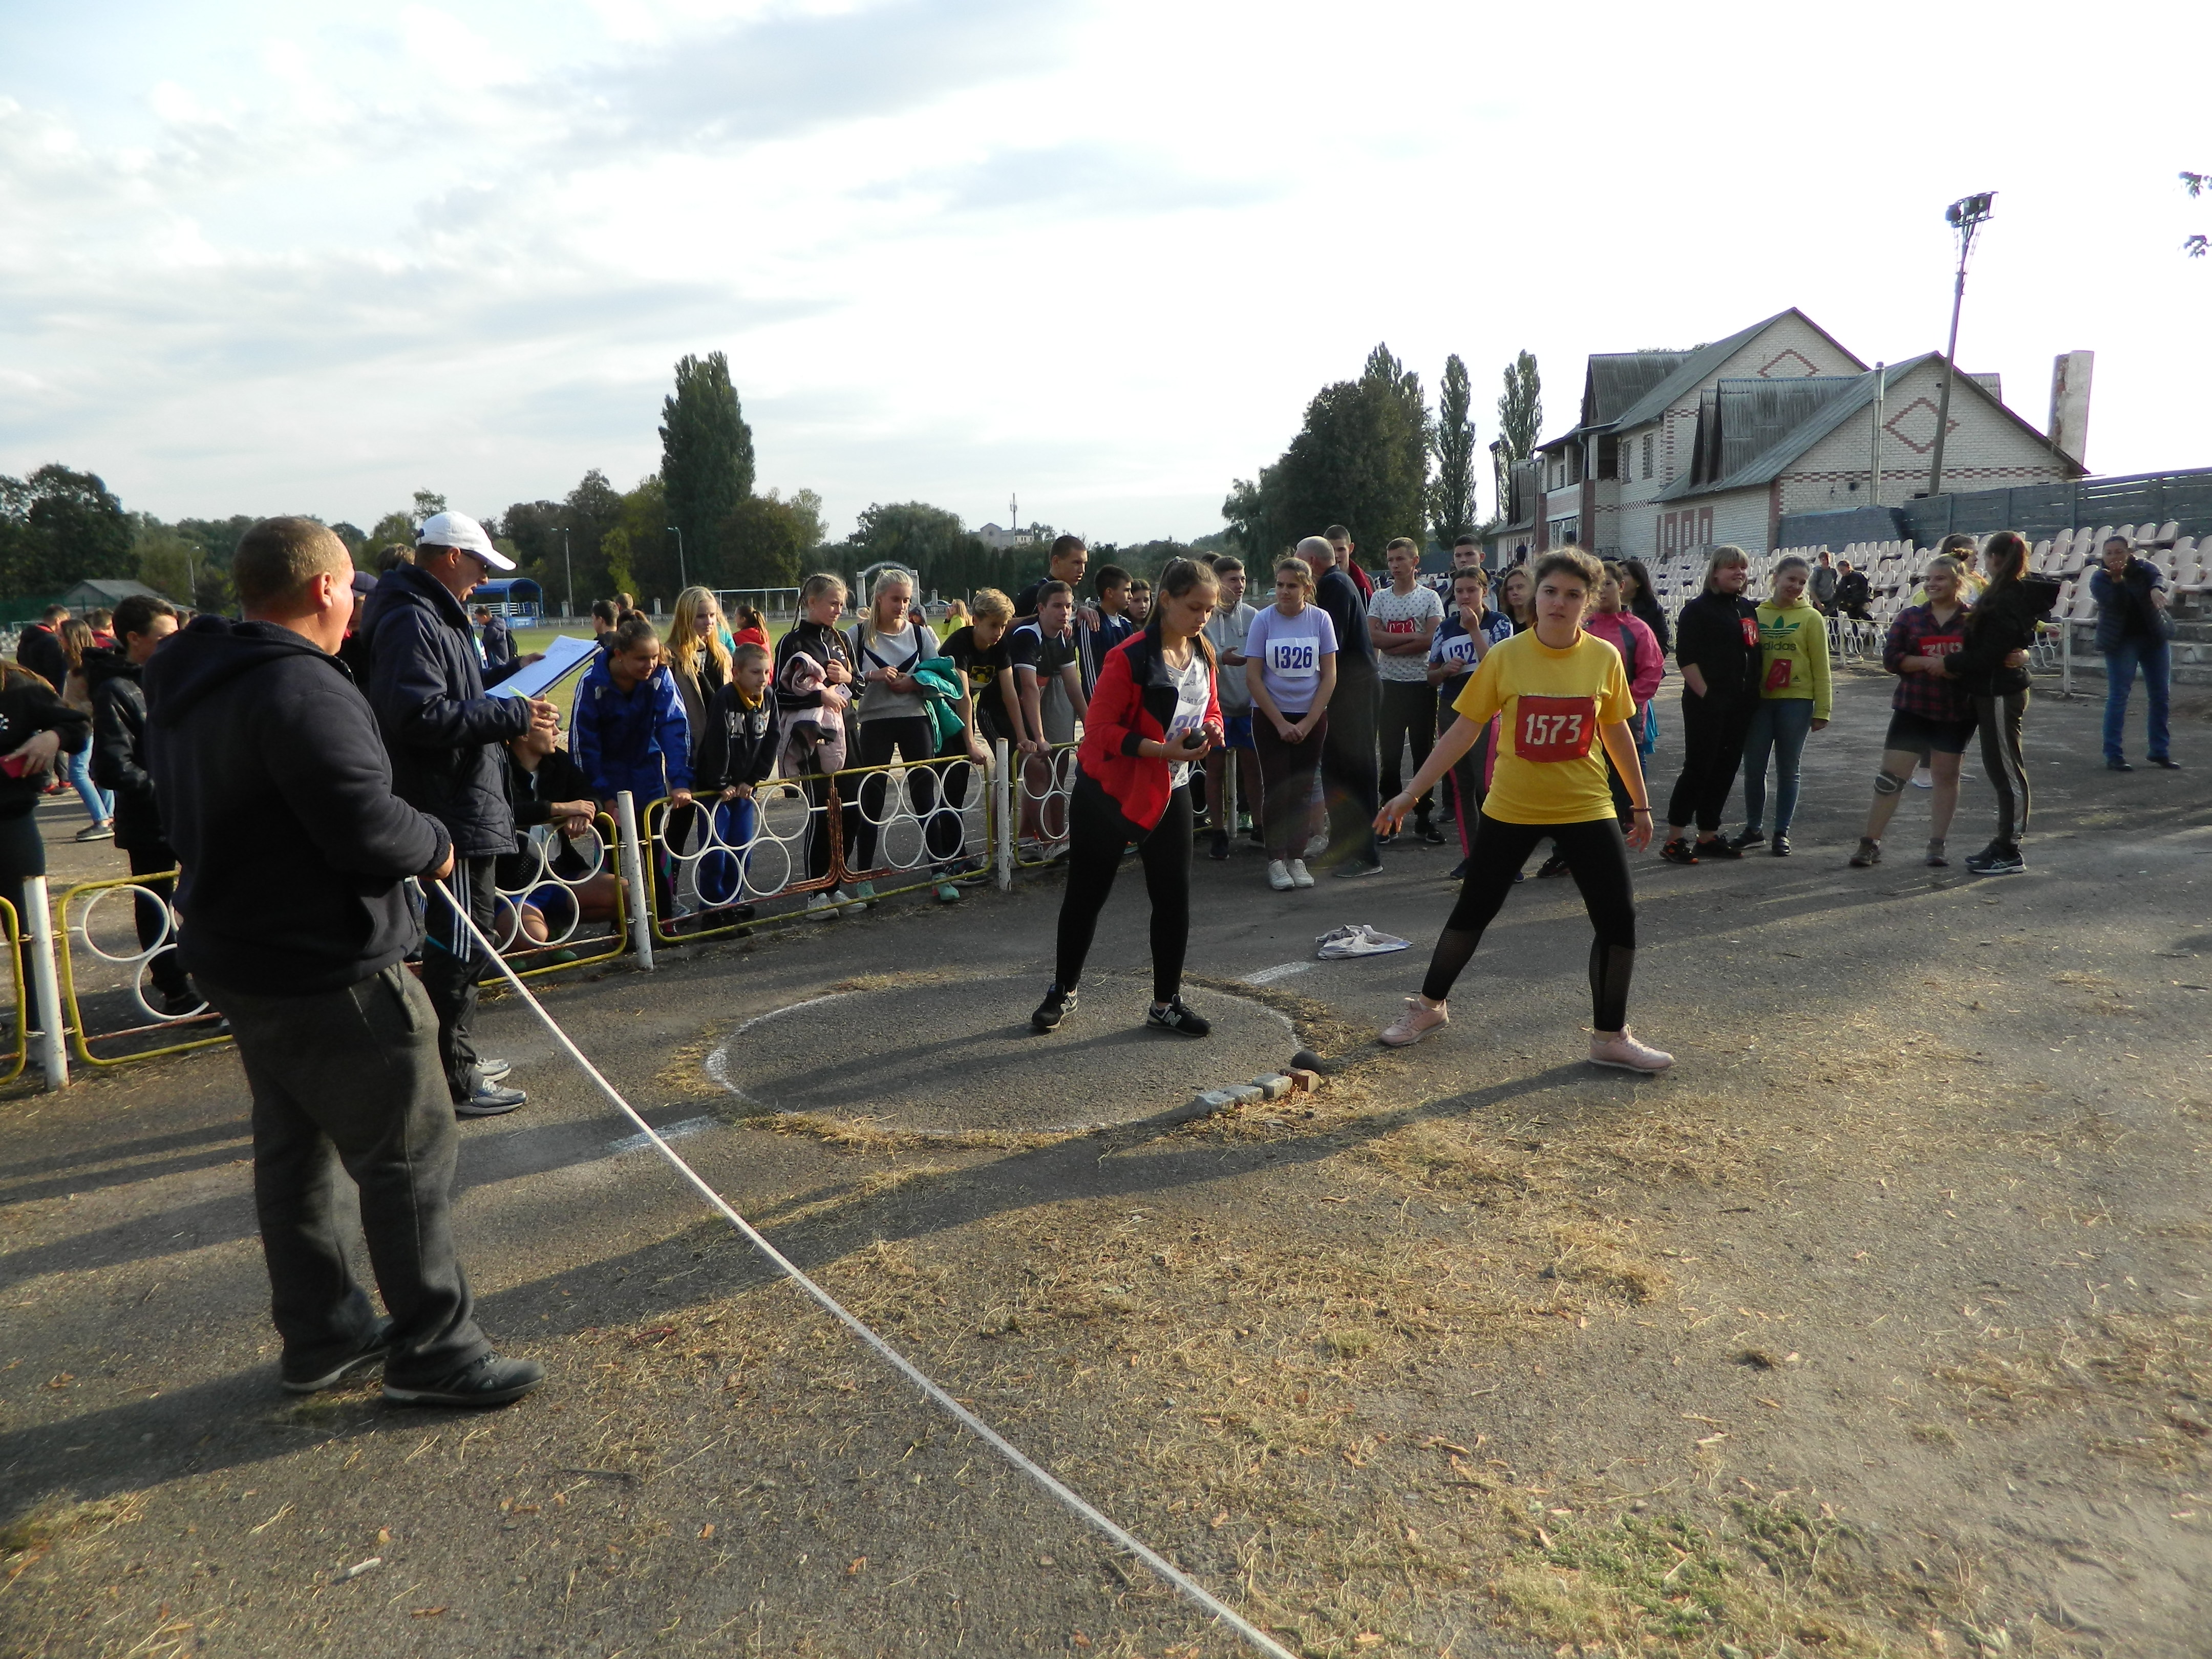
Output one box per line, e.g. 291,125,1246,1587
416,511,516,572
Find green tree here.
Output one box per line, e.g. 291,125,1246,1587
1495,349,1542,512
1221,475,1271,561
0,464,133,597
131,517,200,603
1430,353,1478,547
660,352,755,588
720,494,810,590
410,489,447,526
1363,342,1432,503
597,476,669,605
1260,375,1428,558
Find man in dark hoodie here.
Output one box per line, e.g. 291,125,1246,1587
86,592,195,1013
145,515,542,1408
359,512,555,1117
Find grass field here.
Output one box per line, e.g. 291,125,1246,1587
509,622,794,722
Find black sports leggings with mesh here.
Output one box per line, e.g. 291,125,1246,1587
1054,774,1193,1005
1420,814,1638,1031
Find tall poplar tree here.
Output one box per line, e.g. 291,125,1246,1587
1430,353,1478,547
659,352,755,587
1495,350,1542,521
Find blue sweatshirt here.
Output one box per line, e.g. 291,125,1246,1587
573,658,692,801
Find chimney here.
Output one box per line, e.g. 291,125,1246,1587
2049,350,2094,467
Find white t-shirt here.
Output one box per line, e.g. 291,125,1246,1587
1159,649,1212,791
1367,583,1446,683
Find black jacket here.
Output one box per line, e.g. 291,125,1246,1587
1835,570,1871,613
145,616,451,996
359,563,531,858
0,668,90,819
2089,558,2168,653
14,624,68,692
1674,590,1761,704
1315,568,1377,678
480,614,516,670
84,646,164,852
1946,577,2061,697
695,684,782,795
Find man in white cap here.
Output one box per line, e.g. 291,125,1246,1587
359,512,556,1117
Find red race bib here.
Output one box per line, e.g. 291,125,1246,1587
1514,695,1597,762
1740,616,1759,647
1922,632,1962,657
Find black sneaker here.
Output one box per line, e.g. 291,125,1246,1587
282,1316,394,1394
1536,852,1571,879
1031,983,1077,1032
1418,821,1445,845
1332,860,1384,879
1447,859,1469,881
1658,839,1699,866
455,1081,527,1118
1376,828,1398,846
1770,834,1791,857
159,988,206,1018
1696,836,1743,860
1965,845,2026,876
1731,828,1766,852
1145,996,1211,1037
2152,756,2182,770
2107,758,2134,772
384,1352,545,1409
1208,831,1230,861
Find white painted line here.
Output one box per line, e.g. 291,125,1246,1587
609,1116,715,1154
1242,961,1316,986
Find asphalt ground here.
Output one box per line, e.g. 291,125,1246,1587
3,664,2208,1657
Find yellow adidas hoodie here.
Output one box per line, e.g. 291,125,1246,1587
1753,594,1833,720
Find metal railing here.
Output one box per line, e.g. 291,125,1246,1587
55,869,230,1069
487,811,630,977
1009,739,1079,869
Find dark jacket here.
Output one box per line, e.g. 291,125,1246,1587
1835,570,1871,615
479,614,516,671
0,667,90,820
144,616,451,996
14,624,68,692
2089,558,2168,653
84,646,164,852
1673,590,1761,704
1314,568,1377,679
1945,576,2061,697
695,684,782,796
359,563,531,858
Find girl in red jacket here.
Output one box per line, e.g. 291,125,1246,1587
1032,559,1224,1037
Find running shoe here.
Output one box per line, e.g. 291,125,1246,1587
1447,859,1469,881
384,1353,545,1409
1589,1028,1674,1073
282,1317,394,1394
1964,844,2026,876
1730,828,1766,852
1418,820,1445,845
1536,852,1571,879
1377,828,1398,846
805,891,845,919
849,881,878,910
1770,834,1791,857
1848,839,1881,867
1268,859,1295,891
1696,836,1742,860
933,881,962,904
1911,767,1933,789
1658,839,1699,866
1314,924,1411,959
456,1081,527,1118
74,821,114,842
1209,830,1230,861
476,1057,512,1083
1031,983,1078,1031
1145,996,1211,1037
1288,859,1315,888
1379,996,1449,1048
1925,839,1948,868
1331,859,1382,880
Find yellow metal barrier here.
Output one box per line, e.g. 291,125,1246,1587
0,897,27,1084
55,869,229,1068
489,810,631,980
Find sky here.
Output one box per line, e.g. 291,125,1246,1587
2,0,2207,545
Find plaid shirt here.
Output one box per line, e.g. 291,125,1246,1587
1883,604,1974,721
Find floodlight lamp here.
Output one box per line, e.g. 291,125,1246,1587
1945,192,1995,228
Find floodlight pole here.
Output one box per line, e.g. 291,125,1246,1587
561,525,573,621
667,524,687,592
1926,192,1995,499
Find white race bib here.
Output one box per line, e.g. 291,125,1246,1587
1439,633,1479,666
1266,635,1321,679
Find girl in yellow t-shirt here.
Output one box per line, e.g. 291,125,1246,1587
1373,549,1673,1073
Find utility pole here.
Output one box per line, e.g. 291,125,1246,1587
666,524,686,592
1869,362,1886,507
1926,192,1995,499
561,525,573,621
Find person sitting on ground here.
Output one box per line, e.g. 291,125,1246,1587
86,593,197,1014
1851,553,1977,870
501,722,618,947
1374,547,1669,1074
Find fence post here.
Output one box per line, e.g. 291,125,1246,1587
613,791,655,969
994,738,1013,891
23,876,66,1091
2061,622,2073,698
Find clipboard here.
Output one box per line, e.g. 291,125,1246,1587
489,634,599,699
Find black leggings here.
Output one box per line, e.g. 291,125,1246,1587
852,716,961,872
1665,692,1750,835
1975,690,2029,848
1421,814,1637,1031
1054,774,1193,1005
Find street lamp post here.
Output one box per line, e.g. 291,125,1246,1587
1925,190,1995,500
667,525,686,593
561,525,573,621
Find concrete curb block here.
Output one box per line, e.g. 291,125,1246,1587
1189,1069,1318,1118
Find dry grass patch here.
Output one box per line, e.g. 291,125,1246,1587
1547,1220,1672,1306
0,1491,148,1556
750,1110,1068,1153
751,1164,956,1231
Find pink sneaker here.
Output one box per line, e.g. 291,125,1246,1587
1589,1028,1673,1073
1379,997,1449,1048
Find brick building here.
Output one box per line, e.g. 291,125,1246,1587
1485,308,2085,564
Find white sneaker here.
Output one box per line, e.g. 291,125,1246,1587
1315,924,1410,960
1268,859,1295,892
1589,1028,1674,1073
1379,996,1448,1047
1287,859,1315,888
805,892,842,920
